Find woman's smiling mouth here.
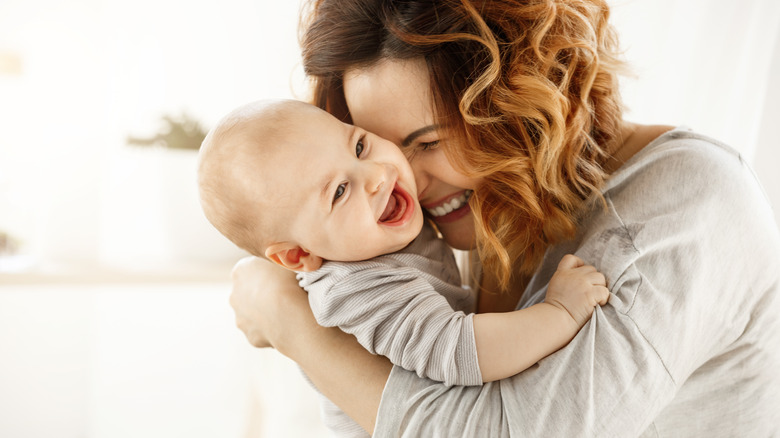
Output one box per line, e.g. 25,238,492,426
423,190,473,223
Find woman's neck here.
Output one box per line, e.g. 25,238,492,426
477,270,531,313
602,121,674,174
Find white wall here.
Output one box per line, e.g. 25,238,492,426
1,0,778,267
0,0,306,267
0,1,322,437
613,0,780,158
612,0,780,225
0,1,779,437
753,25,780,227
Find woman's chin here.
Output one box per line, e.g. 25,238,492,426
436,219,477,251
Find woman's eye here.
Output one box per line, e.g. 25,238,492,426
419,140,439,151
355,139,364,157
333,183,347,204
402,140,440,162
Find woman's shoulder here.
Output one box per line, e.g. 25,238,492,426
604,126,758,201
597,125,775,253
640,126,742,161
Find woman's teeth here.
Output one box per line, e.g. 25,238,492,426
426,190,473,217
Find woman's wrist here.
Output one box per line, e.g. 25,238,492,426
229,256,309,350
265,285,315,355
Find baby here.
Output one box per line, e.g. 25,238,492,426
197,99,609,387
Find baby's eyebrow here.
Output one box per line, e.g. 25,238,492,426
401,124,440,147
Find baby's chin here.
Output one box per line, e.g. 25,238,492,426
384,213,426,252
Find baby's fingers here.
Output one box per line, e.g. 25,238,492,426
593,285,610,305
587,271,607,286
557,254,585,270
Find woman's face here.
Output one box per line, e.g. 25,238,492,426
343,57,482,250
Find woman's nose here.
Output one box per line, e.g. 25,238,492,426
409,158,430,198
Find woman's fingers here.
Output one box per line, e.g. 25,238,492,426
230,256,292,349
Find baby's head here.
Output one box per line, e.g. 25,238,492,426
198,99,424,271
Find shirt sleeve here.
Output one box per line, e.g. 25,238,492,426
374,302,677,436
308,265,483,386
373,135,780,437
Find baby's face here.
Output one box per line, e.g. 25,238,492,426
262,106,424,262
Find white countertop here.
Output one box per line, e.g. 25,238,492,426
0,256,236,285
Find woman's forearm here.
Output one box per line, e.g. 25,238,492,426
276,290,392,434
229,257,391,433
473,303,578,382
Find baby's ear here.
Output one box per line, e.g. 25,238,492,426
265,243,323,272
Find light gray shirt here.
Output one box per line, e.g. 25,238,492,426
374,128,780,437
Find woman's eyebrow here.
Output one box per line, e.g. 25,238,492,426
401,124,440,147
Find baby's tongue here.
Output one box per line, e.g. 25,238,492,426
379,193,397,222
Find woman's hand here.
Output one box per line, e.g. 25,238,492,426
229,256,304,349
230,256,390,433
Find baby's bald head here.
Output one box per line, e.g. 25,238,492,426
197,99,319,256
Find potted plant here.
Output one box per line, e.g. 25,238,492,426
127,113,207,150
100,113,246,270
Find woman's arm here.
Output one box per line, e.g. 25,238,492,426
229,257,389,433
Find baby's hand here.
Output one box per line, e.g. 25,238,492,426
545,254,610,328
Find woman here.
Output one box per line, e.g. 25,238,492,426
231,0,780,436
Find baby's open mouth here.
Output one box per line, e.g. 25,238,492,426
379,184,413,225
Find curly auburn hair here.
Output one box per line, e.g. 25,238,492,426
300,0,625,291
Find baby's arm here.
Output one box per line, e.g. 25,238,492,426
303,263,484,386
474,254,609,382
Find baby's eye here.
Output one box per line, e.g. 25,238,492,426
333,183,347,204
355,139,364,157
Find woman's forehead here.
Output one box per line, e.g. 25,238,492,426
343,58,434,143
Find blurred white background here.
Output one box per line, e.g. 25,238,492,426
0,1,778,437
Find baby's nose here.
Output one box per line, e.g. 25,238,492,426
365,162,396,193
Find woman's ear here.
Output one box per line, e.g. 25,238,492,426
265,243,323,272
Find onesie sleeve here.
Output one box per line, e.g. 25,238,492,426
302,263,483,386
